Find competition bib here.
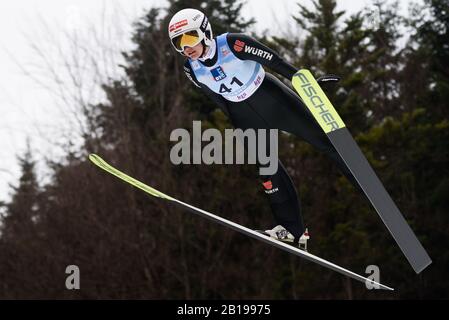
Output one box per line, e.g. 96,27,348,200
189,33,265,102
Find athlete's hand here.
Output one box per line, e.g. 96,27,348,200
317,74,341,84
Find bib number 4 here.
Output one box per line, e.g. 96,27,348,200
219,77,243,93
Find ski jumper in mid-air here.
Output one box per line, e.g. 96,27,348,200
168,8,360,249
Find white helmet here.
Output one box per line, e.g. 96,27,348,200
168,8,213,53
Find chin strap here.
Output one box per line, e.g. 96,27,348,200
199,39,216,61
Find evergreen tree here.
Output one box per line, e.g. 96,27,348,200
1,142,40,239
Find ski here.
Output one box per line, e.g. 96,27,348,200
89,153,393,291
292,69,432,274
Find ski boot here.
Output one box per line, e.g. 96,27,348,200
258,225,310,251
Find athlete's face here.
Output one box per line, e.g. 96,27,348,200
183,42,204,60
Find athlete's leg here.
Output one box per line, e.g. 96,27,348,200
252,74,361,192
226,100,305,239
260,161,305,238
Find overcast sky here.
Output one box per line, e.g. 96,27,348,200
0,0,419,202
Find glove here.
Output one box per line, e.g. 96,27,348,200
317,74,341,84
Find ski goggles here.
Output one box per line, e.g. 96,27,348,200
171,30,202,52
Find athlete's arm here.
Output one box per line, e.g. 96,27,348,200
226,33,298,79
226,33,340,85
183,60,230,115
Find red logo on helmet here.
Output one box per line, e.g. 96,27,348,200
234,40,245,52
169,19,188,32
263,180,273,190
